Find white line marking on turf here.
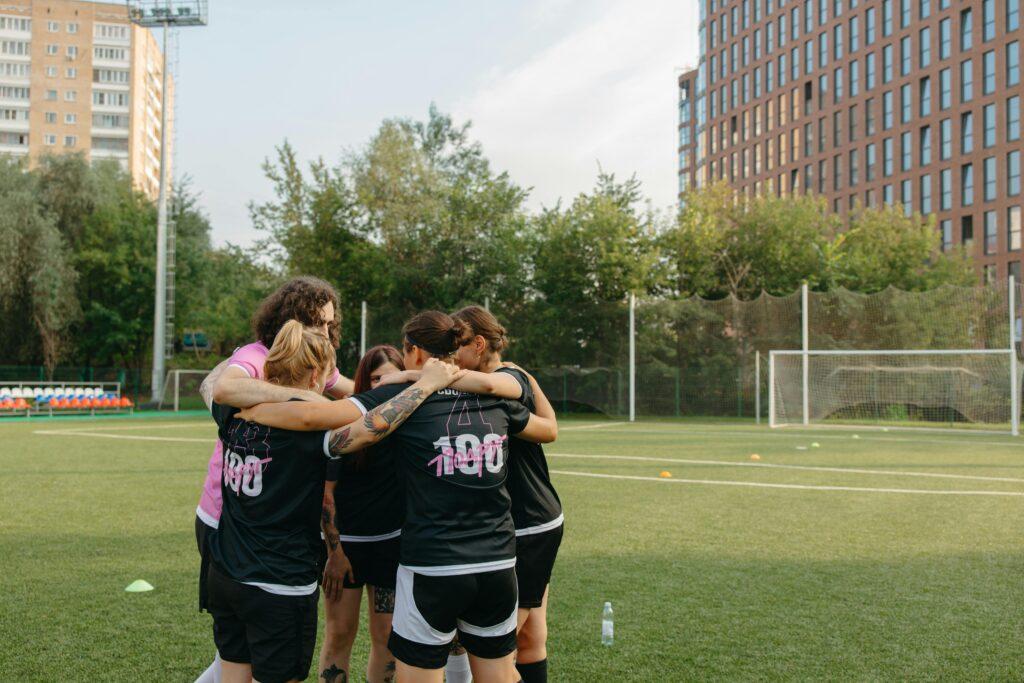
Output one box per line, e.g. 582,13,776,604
550,470,1024,497
567,425,1023,448
547,452,1024,483
33,430,209,443
31,422,212,432
561,422,625,431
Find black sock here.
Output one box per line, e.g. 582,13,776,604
516,659,547,683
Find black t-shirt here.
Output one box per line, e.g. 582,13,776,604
326,442,404,540
209,400,332,594
350,384,530,575
497,367,564,533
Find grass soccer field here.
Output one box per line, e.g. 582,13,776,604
0,415,1022,681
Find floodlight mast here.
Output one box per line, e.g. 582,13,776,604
126,2,207,403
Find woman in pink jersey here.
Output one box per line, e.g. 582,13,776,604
194,277,355,683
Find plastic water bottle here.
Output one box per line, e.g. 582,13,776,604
601,601,614,646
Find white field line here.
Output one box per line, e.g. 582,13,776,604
566,424,1023,449
547,452,1024,483
33,430,209,443
550,469,1024,497
31,422,212,432
561,422,625,431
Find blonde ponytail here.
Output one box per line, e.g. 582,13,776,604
264,320,336,389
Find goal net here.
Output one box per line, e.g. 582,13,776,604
769,350,1021,433
158,369,213,412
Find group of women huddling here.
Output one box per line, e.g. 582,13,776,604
193,277,564,683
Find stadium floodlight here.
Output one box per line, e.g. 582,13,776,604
768,348,1021,434
126,1,208,403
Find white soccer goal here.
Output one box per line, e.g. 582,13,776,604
769,349,1022,434
158,369,212,412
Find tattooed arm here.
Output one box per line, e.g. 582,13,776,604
326,359,465,456
320,483,353,601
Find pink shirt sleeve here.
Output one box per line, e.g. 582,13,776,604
227,342,270,380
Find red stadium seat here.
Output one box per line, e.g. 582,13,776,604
1,398,13,409
69,398,81,409
13,398,28,410
100,397,111,408
49,398,60,408
120,397,133,408
58,398,70,409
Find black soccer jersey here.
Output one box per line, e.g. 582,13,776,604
496,367,564,534
326,443,404,540
209,400,333,594
350,384,530,575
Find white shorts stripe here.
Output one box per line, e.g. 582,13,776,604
392,566,457,646
514,513,564,537
338,529,402,542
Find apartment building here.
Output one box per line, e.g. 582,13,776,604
0,0,171,198
681,0,1024,281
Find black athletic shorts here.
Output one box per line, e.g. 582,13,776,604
195,515,214,612
341,536,401,590
388,565,518,669
206,562,319,683
515,523,564,609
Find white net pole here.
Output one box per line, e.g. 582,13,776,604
768,351,776,428
801,282,809,425
1010,275,1019,436
755,350,761,425
360,300,367,358
628,293,636,423
174,371,180,412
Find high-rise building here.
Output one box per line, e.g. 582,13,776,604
683,0,1023,282
0,0,172,198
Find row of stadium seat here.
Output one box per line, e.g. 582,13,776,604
0,396,133,410
0,387,112,399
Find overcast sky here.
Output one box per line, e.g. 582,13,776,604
171,0,701,246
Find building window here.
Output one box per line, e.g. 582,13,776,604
902,179,913,216
44,112,56,124
983,51,996,94
919,77,931,116
66,68,77,79
961,112,975,154
45,89,57,101
920,125,932,165
883,90,894,129
984,264,997,284
1009,151,1021,196
901,84,912,123
920,174,932,214
1010,0,1022,31
64,113,75,124
962,163,975,205
939,68,951,110
919,28,931,68
850,149,860,185
983,103,996,147
883,44,893,82
866,97,876,134
850,60,860,97
1008,42,1021,87
866,52,876,88
47,20,59,32
983,0,995,42
940,118,952,159
960,9,973,51
44,134,56,146
67,22,78,34
66,46,77,59
941,168,953,209
901,131,912,171
884,184,894,204
46,44,58,56
984,210,997,254
1003,95,1019,141
45,66,57,77
63,90,76,102
900,0,911,27
962,215,975,245
900,36,912,76
1009,206,1022,251
984,156,997,201
883,0,893,36
939,18,951,60
883,137,894,176
63,135,76,148
941,219,953,251
961,59,973,101
867,142,877,181
867,7,877,44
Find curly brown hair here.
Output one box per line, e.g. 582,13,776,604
253,276,340,349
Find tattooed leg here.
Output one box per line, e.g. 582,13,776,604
366,585,397,683
321,663,347,682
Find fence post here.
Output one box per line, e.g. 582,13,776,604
629,293,636,423
801,282,809,426
360,301,367,358
755,350,761,425
1010,275,1019,436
